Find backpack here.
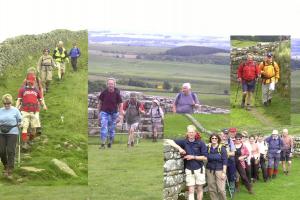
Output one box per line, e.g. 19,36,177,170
241,61,258,81
207,143,224,154
175,92,197,105
124,100,141,124
150,105,162,123
261,61,276,79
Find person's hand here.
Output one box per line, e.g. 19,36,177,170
220,172,226,180
184,155,194,160
237,78,242,82
238,156,245,161
275,78,279,83
179,148,186,155
290,153,293,157
276,150,281,154
43,105,48,110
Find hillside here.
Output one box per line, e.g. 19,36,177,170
0,30,88,186
165,45,229,56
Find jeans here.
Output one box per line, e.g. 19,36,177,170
0,134,18,169
99,111,119,144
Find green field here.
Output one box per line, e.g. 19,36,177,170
291,70,300,114
231,40,259,48
0,33,88,186
88,141,163,200
88,44,230,108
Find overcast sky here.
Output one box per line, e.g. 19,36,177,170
1,0,300,42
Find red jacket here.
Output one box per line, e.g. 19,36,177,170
237,61,260,81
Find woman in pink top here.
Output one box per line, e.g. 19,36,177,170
234,133,253,194
249,135,260,182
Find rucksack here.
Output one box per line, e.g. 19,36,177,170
125,100,140,113
175,92,197,105
261,61,276,79
207,143,224,154
241,61,258,81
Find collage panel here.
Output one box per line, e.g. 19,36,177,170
291,38,300,125
0,29,88,192
230,36,291,127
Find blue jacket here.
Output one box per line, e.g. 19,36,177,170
69,47,81,58
265,136,283,154
175,139,207,170
206,145,228,171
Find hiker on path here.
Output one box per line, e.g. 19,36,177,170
206,133,228,200
256,134,268,182
37,48,56,93
69,42,81,71
148,99,164,142
259,52,280,106
98,78,123,149
234,133,253,194
0,94,22,179
53,41,69,80
173,83,200,114
221,129,236,193
165,125,208,200
237,54,260,110
16,74,47,150
280,128,293,175
265,130,283,179
123,92,145,147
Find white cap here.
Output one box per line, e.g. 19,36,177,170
272,130,279,135
153,99,160,106
182,83,191,89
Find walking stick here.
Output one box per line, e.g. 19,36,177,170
226,178,233,199
17,127,21,167
233,82,241,108
255,78,261,106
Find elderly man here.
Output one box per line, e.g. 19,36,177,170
259,52,280,106
53,41,69,80
265,130,283,179
281,128,294,175
98,78,124,149
237,53,260,110
173,83,200,114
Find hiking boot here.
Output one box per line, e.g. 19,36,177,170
2,166,8,177
99,144,105,149
272,174,277,179
107,143,112,148
246,104,251,111
241,101,245,108
263,102,268,107
235,182,240,193
6,169,13,180
130,141,134,147
36,127,42,136
268,99,272,105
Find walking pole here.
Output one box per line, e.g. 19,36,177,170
226,178,233,199
17,127,21,167
233,82,241,108
255,78,261,106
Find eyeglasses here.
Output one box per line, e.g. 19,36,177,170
211,137,218,140
3,103,11,105
236,138,242,140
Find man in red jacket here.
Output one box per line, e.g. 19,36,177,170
237,54,260,110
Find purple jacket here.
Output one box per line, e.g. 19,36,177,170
265,136,283,154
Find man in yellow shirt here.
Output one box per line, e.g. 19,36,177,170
259,52,280,106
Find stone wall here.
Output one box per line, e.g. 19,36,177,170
88,91,229,137
163,143,185,200
292,136,300,157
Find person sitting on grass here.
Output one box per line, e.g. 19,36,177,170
206,133,228,200
164,125,207,200
173,83,200,114
0,94,22,179
123,92,145,147
148,99,164,142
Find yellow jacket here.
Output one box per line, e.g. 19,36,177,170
259,61,280,84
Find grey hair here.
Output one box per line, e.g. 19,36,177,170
107,77,116,86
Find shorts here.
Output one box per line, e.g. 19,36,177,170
242,80,256,92
126,122,139,131
185,167,206,186
21,111,40,129
280,149,292,162
152,122,161,131
41,68,53,81
56,62,66,73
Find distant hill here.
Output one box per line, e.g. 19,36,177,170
291,59,300,69
164,46,229,56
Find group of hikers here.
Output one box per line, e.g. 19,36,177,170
165,126,294,200
98,78,165,148
236,52,280,110
0,41,81,179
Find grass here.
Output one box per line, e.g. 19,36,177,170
231,40,258,48
88,141,163,200
291,70,300,113
0,35,88,186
